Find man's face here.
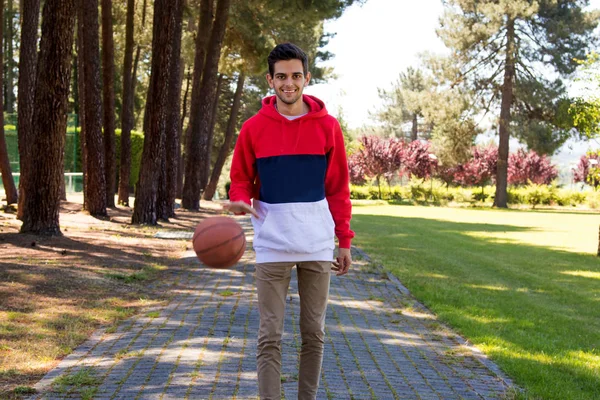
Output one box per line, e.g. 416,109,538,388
266,59,311,106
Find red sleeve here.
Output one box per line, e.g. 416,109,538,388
325,120,354,248
229,123,255,207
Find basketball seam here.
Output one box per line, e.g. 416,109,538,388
194,231,246,255
192,220,241,242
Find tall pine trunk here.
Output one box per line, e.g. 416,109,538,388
411,112,418,141
118,0,135,206
182,0,230,210
16,0,40,218
203,72,245,201
76,23,87,209
5,0,15,113
101,0,116,207
0,3,17,205
157,0,183,220
177,65,191,198
132,0,180,224
78,0,107,216
180,0,213,209
494,18,515,209
20,0,76,235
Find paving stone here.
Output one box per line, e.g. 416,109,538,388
28,223,514,400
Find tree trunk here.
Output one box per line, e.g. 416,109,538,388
78,0,107,217
0,3,17,205
182,0,230,210
16,0,41,219
177,65,191,198
411,112,418,141
118,0,135,206
5,0,15,113
76,21,87,209
206,72,224,164
101,0,117,207
131,0,146,123
494,18,515,209
203,72,245,201
132,0,181,225
157,0,184,221
20,0,76,235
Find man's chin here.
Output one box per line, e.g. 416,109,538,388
277,93,302,105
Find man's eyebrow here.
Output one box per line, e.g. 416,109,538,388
274,72,304,76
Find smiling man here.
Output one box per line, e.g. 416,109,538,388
224,42,354,399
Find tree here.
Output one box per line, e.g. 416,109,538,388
101,0,117,207
0,1,17,205
421,53,481,170
348,135,404,199
402,140,438,180
4,0,16,113
573,151,600,189
203,71,246,201
157,0,184,220
20,0,76,235
438,0,598,207
117,0,136,206
182,0,231,210
569,52,600,139
507,149,558,185
132,0,183,224
373,67,431,140
454,146,498,198
78,0,107,217
177,0,213,203
16,0,41,219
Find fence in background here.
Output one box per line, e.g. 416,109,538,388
0,173,83,194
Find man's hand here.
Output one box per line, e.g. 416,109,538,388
222,201,259,218
331,247,351,276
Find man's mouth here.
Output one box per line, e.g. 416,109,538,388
282,89,297,94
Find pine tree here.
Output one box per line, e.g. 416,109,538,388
438,0,598,207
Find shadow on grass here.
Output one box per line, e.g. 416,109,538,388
352,213,600,399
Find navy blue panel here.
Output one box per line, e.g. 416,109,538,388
256,154,327,204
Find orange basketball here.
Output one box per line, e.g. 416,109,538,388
192,216,246,268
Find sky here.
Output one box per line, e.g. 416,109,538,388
303,0,600,171
306,0,447,129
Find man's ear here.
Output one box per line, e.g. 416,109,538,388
266,73,274,88
304,71,311,87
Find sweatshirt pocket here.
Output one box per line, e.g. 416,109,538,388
253,201,335,254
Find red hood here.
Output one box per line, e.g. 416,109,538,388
259,94,328,121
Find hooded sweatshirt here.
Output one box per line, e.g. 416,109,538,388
229,94,354,263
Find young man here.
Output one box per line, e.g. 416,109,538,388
225,42,354,400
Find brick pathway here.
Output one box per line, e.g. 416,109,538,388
29,218,513,399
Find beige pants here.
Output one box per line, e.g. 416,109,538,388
255,261,331,400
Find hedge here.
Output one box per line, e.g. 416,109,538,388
3,127,145,188
350,182,595,209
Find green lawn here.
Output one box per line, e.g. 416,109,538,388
352,204,600,400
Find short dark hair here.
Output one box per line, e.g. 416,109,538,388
267,43,309,77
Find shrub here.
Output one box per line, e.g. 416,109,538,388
586,191,600,209
523,184,551,208
115,129,145,188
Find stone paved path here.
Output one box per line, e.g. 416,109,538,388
29,218,513,399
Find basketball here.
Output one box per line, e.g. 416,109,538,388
192,216,246,268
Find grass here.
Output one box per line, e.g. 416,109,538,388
104,263,165,284
52,367,101,399
352,204,600,400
